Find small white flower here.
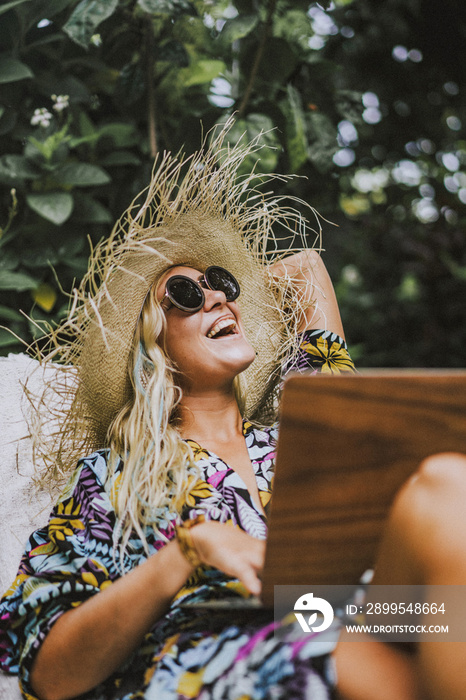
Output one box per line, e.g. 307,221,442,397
31,108,52,127
90,33,102,47
51,94,69,112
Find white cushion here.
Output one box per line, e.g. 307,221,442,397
0,354,53,699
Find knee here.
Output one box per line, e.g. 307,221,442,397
395,452,466,524
373,453,466,586
414,452,466,498
395,453,466,572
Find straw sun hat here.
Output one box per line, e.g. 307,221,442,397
32,120,321,487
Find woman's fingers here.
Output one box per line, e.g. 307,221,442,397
238,568,262,597
191,521,265,595
269,250,345,337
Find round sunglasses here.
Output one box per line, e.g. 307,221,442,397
161,266,240,313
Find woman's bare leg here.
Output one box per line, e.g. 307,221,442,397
334,453,466,700
334,632,419,700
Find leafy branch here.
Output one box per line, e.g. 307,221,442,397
237,0,277,118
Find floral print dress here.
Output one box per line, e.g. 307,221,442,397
0,330,355,700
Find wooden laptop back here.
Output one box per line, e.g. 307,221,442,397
262,371,466,606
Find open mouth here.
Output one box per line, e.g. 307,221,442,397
206,317,238,339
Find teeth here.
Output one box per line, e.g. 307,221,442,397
207,318,237,338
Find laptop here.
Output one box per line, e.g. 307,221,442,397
186,370,466,610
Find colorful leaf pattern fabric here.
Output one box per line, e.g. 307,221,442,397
0,330,355,699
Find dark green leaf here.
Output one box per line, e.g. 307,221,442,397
0,154,41,181
157,40,189,67
220,15,258,43
58,237,85,258
306,112,338,173
0,0,32,16
35,73,90,103
0,107,17,136
22,247,59,269
69,112,99,148
23,32,67,52
60,256,89,274
0,251,18,271
63,0,119,49
0,304,23,322
137,0,194,15
68,133,100,149
178,60,225,87
0,269,37,291
114,63,146,106
72,192,112,223
58,237,89,273
282,85,308,172
0,328,20,348
54,162,111,186
441,254,466,282
41,0,79,16
0,56,33,83
78,111,97,139
20,0,77,30
274,9,314,52
26,192,74,225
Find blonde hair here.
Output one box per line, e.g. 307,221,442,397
106,273,248,561
106,282,189,557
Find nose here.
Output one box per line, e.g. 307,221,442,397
203,287,227,310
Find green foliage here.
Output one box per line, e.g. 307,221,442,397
214,113,281,175
220,15,258,43
63,0,119,48
25,192,74,224
177,59,226,88
0,269,38,291
0,1,33,17
0,56,34,83
0,0,465,367
318,0,466,367
282,86,308,173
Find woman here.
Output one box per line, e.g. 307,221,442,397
1,126,465,700
0,127,355,700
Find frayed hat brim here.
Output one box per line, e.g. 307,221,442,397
30,119,322,487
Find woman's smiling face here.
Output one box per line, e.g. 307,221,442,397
156,266,256,393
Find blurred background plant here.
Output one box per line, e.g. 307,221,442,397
0,0,465,366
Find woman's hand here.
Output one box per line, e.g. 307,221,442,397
190,520,265,596
270,250,345,337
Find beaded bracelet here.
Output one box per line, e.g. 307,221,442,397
175,513,205,568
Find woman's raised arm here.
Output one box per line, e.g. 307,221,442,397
270,250,345,338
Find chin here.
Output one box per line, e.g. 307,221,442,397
233,351,256,375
